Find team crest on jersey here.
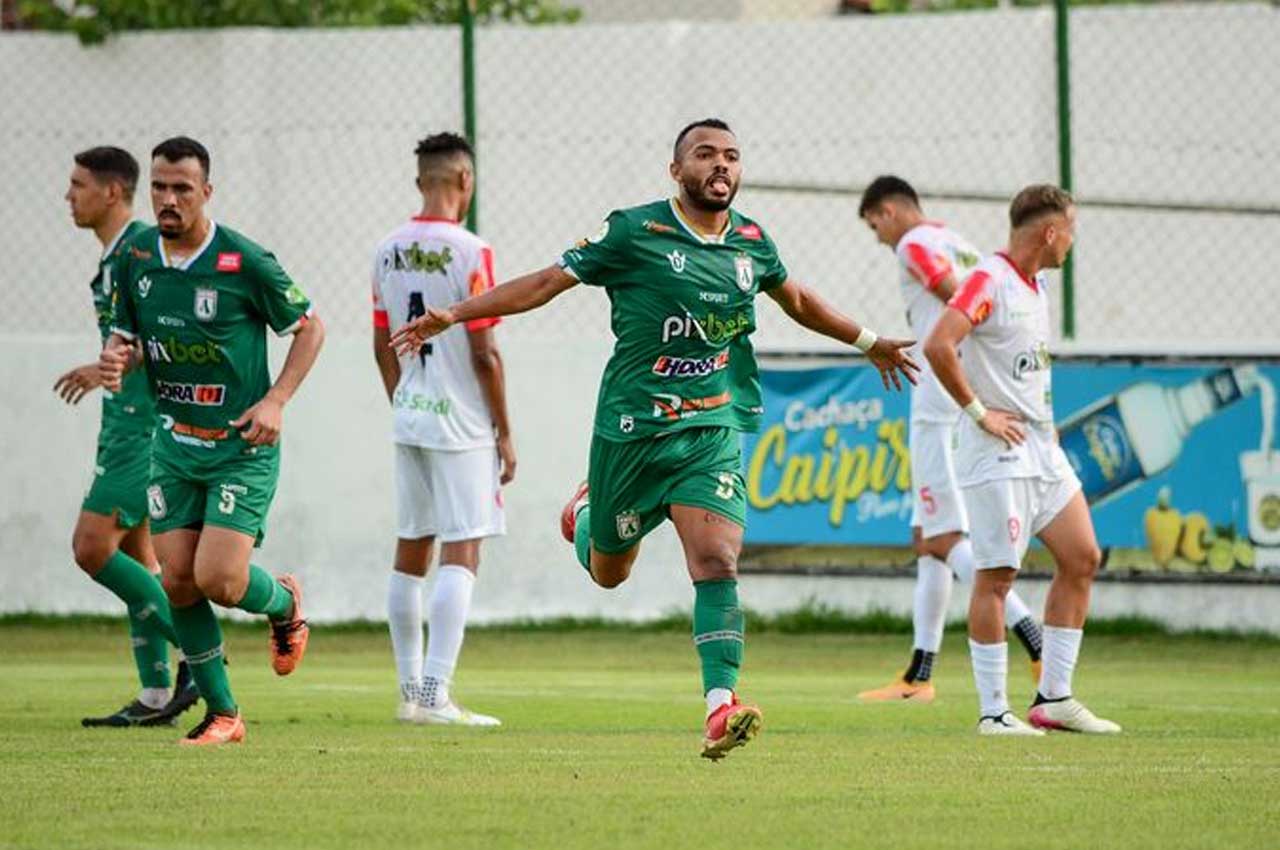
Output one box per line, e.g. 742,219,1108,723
588,220,610,244
147,485,167,520
137,276,152,298
667,250,687,273
734,255,754,292
616,510,640,541
194,288,218,321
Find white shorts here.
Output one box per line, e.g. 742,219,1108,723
394,443,506,542
908,419,969,539
962,472,1082,570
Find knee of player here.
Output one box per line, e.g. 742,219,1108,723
692,547,738,581
161,572,200,606
1069,545,1103,580
192,571,240,607
71,532,111,574
590,567,628,589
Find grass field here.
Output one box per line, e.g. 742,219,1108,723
2,617,1277,850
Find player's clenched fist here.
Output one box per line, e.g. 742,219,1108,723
230,396,285,447
390,306,455,357
97,341,131,392
866,337,921,392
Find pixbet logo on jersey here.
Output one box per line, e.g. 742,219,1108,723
1012,341,1051,379
146,336,223,365
156,380,226,406
651,351,730,379
660,311,752,344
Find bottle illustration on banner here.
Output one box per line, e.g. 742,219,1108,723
1058,365,1272,506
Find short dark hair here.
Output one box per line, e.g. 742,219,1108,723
1009,184,1074,228
415,132,474,169
152,136,211,179
858,175,919,217
673,118,733,161
73,146,139,201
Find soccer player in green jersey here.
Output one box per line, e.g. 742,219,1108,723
392,119,918,759
99,137,326,746
57,146,198,728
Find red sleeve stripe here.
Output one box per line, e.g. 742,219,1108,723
466,316,501,332
905,242,952,289
948,271,994,324
373,309,389,329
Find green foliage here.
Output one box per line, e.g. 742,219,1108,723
17,0,581,45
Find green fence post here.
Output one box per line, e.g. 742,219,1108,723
1055,0,1075,339
462,0,478,233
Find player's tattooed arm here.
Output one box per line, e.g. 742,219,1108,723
231,315,326,446
764,278,920,391
390,265,577,356
924,309,1025,448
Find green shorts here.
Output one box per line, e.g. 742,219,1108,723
82,432,153,529
147,445,280,545
588,426,746,554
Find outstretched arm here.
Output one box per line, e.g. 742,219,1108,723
924,308,1024,447
765,278,920,391
390,264,578,356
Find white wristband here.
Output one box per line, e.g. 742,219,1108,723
853,327,878,353
964,399,988,422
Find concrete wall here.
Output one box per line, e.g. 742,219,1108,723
2,7,1277,629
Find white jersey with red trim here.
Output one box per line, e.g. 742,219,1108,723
895,221,983,423
372,217,500,451
947,252,1071,485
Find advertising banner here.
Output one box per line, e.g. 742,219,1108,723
741,358,1280,582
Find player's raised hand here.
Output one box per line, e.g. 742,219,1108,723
97,342,131,393
865,337,920,392
497,433,517,485
979,408,1026,448
390,306,455,357
231,396,284,446
53,363,103,405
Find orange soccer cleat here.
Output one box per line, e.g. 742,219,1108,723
559,480,590,544
701,694,763,760
179,712,246,746
857,676,937,704
269,574,310,676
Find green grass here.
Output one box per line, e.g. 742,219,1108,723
1,621,1276,850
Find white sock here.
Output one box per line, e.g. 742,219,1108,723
423,565,477,705
946,538,976,584
1039,625,1083,700
968,639,1009,718
387,571,425,695
913,555,951,653
138,687,169,710
1004,588,1033,626
705,687,733,716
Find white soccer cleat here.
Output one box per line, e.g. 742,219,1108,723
413,701,501,727
978,711,1046,737
396,700,418,723
1028,698,1122,734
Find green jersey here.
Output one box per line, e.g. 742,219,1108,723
560,199,788,442
94,220,154,439
111,221,313,464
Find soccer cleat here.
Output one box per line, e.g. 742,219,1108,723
700,694,762,760
559,480,589,543
179,712,246,746
857,676,936,704
978,711,1045,737
1028,697,1122,734
413,701,501,727
269,573,309,676
396,682,419,722
139,660,201,727
81,699,168,728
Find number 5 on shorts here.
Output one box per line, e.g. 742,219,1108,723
716,472,736,500
218,486,236,515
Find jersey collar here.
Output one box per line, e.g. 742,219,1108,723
669,198,730,245
995,251,1040,293
159,220,218,271
411,215,459,224
100,220,139,261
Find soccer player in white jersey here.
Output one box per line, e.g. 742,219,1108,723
371,133,515,726
855,177,1043,703
925,185,1119,736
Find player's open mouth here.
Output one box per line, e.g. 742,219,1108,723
707,177,731,193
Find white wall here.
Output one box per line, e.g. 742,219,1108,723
2,8,1277,629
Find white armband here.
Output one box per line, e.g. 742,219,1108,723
853,327,878,353
964,399,988,422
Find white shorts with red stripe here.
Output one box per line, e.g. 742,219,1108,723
962,471,1082,570
908,418,969,539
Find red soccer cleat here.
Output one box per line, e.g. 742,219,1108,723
179,712,246,747
559,480,589,543
701,694,763,760
269,573,309,676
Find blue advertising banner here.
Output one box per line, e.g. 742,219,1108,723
742,359,1280,581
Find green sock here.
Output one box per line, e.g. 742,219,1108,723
171,600,236,714
693,579,744,693
94,550,179,647
573,505,592,571
234,565,294,620
128,605,172,689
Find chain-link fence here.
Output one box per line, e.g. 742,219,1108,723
2,1,1277,347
